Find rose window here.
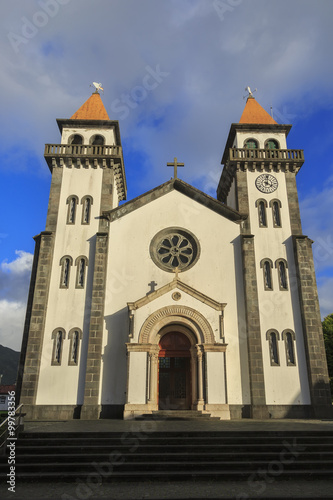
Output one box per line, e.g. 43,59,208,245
150,228,200,272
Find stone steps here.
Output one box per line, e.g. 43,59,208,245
136,410,220,420
1,430,333,482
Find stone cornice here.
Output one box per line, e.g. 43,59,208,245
128,278,226,312
105,178,245,224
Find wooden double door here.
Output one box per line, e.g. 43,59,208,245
158,332,191,410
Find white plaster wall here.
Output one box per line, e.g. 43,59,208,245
101,189,250,406
127,352,147,404
36,166,104,405
247,169,310,404
206,352,226,404
61,127,116,145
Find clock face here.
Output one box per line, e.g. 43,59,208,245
255,174,278,194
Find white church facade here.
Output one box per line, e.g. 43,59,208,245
17,91,332,420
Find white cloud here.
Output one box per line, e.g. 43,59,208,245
0,251,33,351
1,250,33,274
0,300,26,352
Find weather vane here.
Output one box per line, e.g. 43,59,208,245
243,86,257,99
90,82,104,94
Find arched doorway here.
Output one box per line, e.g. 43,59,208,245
158,331,191,410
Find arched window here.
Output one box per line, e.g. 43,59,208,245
260,259,273,290
282,330,296,366
51,328,66,365
90,134,105,146
270,199,282,228
75,256,88,288
265,139,279,150
255,199,268,227
244,138,258,149
68,134,83,145
275,259,288,290
66,195,78,224
266,330,280,366
60,256,73,288
81,196,93,225
68,328,83,366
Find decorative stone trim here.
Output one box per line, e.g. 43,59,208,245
128,277,225,312
260,258,273,291
59,255,73,289
269,199,282,228
200,344,228,352
138,305,215,345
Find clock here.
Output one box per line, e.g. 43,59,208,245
255,174,278,194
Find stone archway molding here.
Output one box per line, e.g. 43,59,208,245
138,305,215,345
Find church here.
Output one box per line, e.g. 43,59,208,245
16,89,332,420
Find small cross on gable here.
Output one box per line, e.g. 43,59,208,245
167,157,184,179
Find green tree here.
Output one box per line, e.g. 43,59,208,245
322,313,333,396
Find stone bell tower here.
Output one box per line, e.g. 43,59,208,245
217,94,331,419
17,91,127,420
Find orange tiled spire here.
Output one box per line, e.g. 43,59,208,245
70,92,110,120
239,96,277,125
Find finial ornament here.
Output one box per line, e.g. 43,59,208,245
90,82,104,94
243,86,257,99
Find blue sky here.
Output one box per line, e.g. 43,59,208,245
1,0,333,350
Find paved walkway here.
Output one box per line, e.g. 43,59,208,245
23,417,333,433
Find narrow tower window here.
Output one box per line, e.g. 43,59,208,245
69,134,83,145
81,196,93,225
256,199,268,227
276,259,288,290
51,328,66,365
265,139,279,150
60,256,73,289
270,199,282,228
75,256,88,288
261,259,273,290
66,195,79,224
91,134,105,146
266,330,280,366
68,328,83,366
282,330,296,366
244,139,258,149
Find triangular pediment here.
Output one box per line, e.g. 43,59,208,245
105,178,244,223
128,277,226,312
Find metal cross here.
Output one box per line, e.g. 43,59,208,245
167,157,184,179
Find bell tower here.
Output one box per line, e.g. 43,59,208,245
217,94,331,419
17,90,126,420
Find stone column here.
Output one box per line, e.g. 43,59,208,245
190,347,198,409
17,231,54,416
196,346,205,410
293,235,332,418
241,234,270,419
148,347,159,411
81,232,109,420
